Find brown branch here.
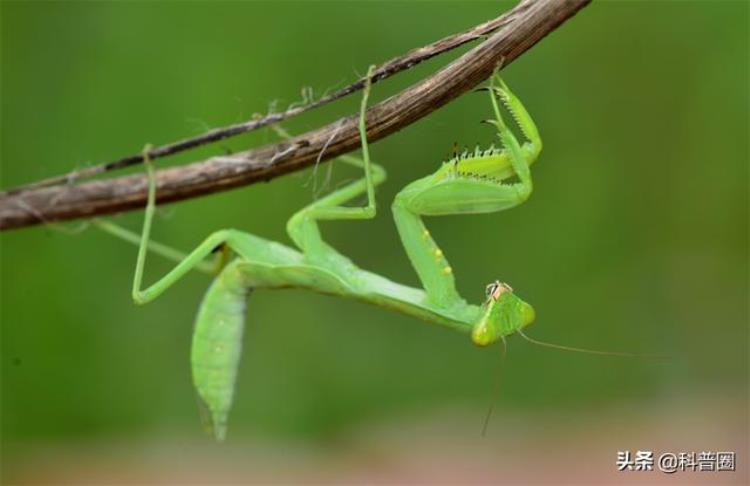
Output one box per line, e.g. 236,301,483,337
1,5,521,196
0,0,591,231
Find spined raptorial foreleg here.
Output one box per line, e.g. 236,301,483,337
491,74,542,161
391,73,541,308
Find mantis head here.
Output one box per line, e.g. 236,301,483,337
472,281,535,346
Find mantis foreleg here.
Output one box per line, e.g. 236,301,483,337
391,72,539,312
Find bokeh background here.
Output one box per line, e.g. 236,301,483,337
1,1,747,484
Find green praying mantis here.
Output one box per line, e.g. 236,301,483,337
95,66,635,441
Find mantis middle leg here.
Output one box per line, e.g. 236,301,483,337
285,66,387,270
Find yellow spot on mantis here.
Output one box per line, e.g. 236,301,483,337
443,266,452,275
421,229,430,239
434,249,443,258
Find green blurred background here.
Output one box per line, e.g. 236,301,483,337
1,1,747,483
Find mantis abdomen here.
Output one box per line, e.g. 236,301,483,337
191,261,250,441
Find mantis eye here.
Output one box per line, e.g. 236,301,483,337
485,281,500,299
484,280,512,301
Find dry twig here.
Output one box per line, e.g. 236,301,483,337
0,0,590,231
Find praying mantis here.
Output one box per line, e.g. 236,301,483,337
96,66,562,441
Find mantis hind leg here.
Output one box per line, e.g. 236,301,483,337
285,66,387,268
125,149,286,442
129,149,262,304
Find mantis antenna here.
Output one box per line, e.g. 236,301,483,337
516,329,668,359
